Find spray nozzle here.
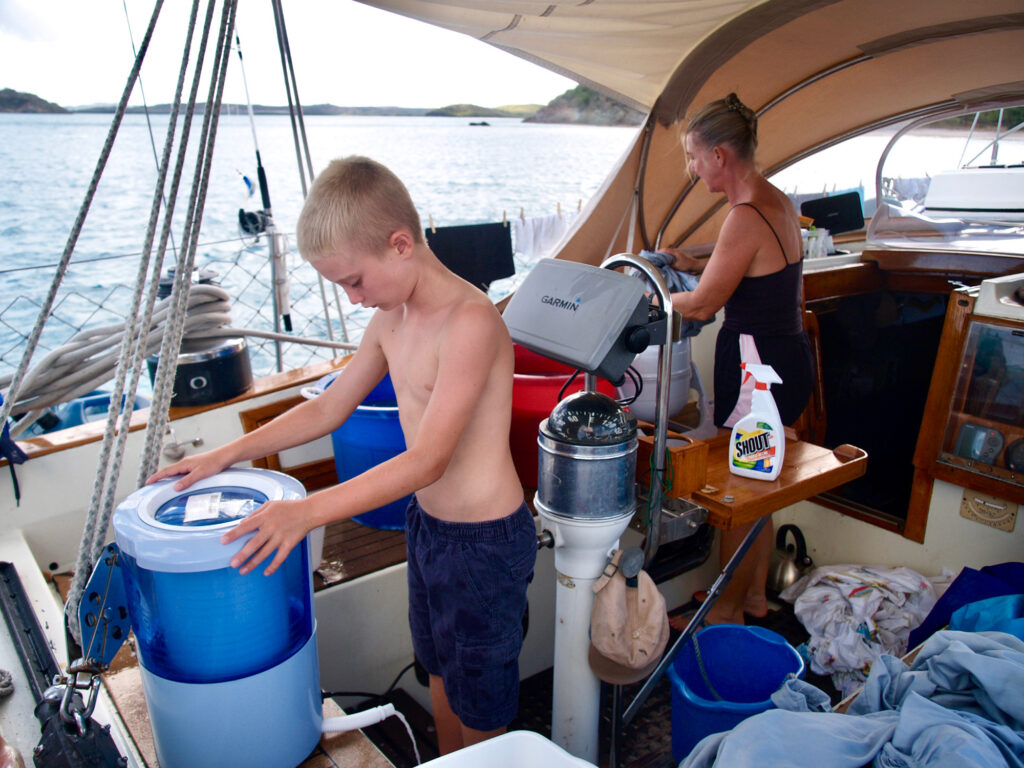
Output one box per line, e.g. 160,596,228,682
740,362,782,389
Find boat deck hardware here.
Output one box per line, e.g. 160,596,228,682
0,562,125,767
632,489,709,544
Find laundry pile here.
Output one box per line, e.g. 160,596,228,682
681,629,1024,767
779,565,940,697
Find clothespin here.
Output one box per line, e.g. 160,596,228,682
520,207,525,223
557,202,562,218
577,199,582,212
429,214,436,233
502,210,507,227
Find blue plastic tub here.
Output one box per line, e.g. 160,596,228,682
666,624,804,761
329,374,410,529
53,390,151,431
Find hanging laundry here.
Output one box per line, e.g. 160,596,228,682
512,212,576,258
424,221,515,291
780,564,938,697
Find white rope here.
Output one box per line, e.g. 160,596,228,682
141,0,240,486
64,0,223,647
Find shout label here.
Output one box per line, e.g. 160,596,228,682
731,424,776,471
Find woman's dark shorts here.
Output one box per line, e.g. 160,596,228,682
406,495,536,732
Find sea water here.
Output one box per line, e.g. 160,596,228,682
1,113,1014,384
0,113,638,381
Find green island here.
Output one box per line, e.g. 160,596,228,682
1,85,643,126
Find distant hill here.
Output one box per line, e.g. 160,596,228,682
426,103,541,118
0,88,67,113
4,86,639,125
526,86,644,126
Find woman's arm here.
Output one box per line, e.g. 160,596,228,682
670,208,759,320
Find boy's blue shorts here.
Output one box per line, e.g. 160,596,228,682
406,495,537,732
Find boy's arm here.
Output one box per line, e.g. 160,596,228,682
222,301,504,575
146,336,389,491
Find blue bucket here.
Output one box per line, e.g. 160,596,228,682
666,624,804,761
329,374,410,529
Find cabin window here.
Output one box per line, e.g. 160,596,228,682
812,291,947,523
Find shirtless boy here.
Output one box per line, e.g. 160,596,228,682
148,156,536,753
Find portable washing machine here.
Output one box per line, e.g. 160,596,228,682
112,468,322,768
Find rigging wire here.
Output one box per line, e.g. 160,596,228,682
233,24,293,355
269,0,349,344
120,0,180,262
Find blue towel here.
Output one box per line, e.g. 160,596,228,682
909,562,1024,648
680,630,1024,768
637,250,715,338
951,595,1024,641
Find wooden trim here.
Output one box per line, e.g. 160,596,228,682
6,357,350,464
863,249,1024,279
238,396,306,472
804,262,883,303
912,291,976,468
906,290,976,542
812,492,908,537
903,468,934,543
929,461,1024,506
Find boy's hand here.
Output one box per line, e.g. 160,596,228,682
220,498,310,576
145,448,232,491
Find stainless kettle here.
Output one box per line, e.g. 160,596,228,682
768,524,814,593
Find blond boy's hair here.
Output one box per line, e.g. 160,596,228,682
297,156,424,262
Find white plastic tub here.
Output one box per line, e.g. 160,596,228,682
418,731,597,767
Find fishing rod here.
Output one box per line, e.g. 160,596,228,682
235,29,292,373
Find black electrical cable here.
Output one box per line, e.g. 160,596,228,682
321,660,416,702
557,369,582,402
616,365,643,406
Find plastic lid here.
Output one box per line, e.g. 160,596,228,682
542,391,636,445
113,468,306,572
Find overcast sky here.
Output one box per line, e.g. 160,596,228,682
0,0,577,109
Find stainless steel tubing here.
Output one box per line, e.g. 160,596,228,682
598,253,675,566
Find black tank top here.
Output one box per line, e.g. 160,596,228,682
722,203,804,336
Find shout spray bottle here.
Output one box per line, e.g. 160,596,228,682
729,363,785,481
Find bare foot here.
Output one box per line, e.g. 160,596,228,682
743,595,769,618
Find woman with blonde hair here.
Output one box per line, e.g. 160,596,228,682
664,93,813,624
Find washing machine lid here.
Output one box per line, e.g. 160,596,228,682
113,468,306,572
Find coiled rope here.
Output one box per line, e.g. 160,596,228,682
1,285,357,438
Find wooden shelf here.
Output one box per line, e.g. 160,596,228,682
690,431,867,530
